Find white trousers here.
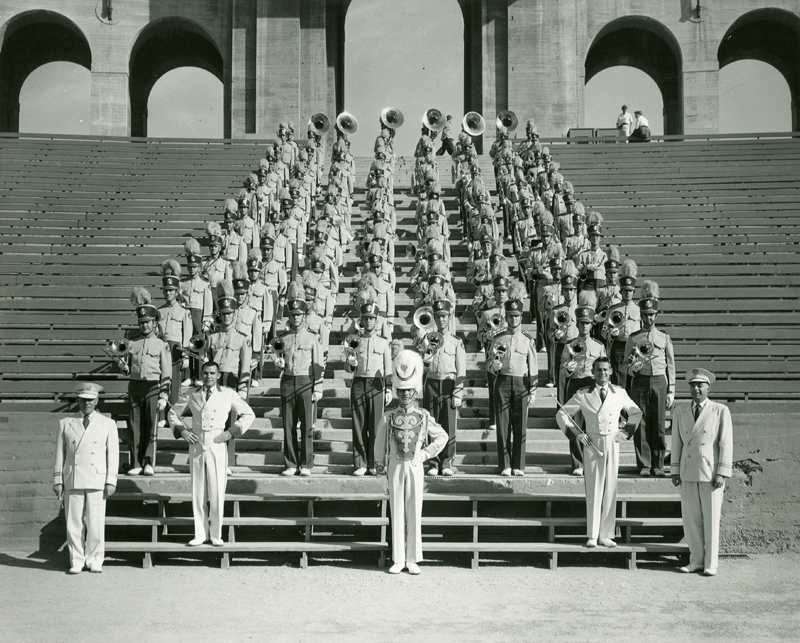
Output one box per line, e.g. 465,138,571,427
387,457,424,566
681,481,724,570
64,488,106,570
190,428,228,541
584,433,619,540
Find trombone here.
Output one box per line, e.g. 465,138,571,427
487,340,509,373
103,338,130,373
415,331,443,364
182,334,207,359
604,309,626,338
624,338,654,371
565,338,587,359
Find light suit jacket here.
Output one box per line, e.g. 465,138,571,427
168,385,255,438
556,383,642,441
54,413,119,490
670,400,733,481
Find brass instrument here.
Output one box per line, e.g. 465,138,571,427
624,338,654,370
406,242,419,258
182,334,206,358
488,340,509,373
423,108,446,132
479,311,506,345
268,336,286,356
199,258,212,282
415,331,443,365
309,112,331,135
566,338,586,359
344,334,361,351
380,107,404,130
413,306,436,334
336,111,359,135
554,309,570,331
462,111,485,137
103,338,130,372
606,309,626,337
496,110,519,133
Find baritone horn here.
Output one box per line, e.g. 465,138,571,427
423,108,446,132
309,112,331,135
380,107,404,130
418,331,444,364
336,111,359,135
606,309,626,337
554,309,570,330
183,335,206,358
268,336,286,357
103,338,130,371
624,339,654,370
566,338,586,359
496,110,519,133
488,340,509,373
413,306,436,333
462,111,485,137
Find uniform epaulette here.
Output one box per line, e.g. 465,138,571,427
630,328,646,338
523,331,536,343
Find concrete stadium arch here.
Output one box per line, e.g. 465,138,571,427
718,8,800,131
129,17,223,137
585,16,683,135
0,10,92,133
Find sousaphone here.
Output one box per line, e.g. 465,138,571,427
308,112,331,135
423,108,446,132
496,110,519,133
462,111,485,137
380,107,404,129
336,111,359,135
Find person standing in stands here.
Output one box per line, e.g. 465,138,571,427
158,260,192,403
616,105,634,138
436,115,455,157
169,361,255,547
123,287,171,477
181,239,214,386
53,383,118,574
671,368,733,577
629,111,651,142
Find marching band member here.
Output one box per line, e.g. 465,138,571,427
557,358,642,548
169,361,255,547
487,281,538,476
221,205,247,264
182,239,214,385
602,259,640,389
541,255,564,387
549,261,579,403
576,218,607,292
271,280,324,477
158,259,192,403
245,249,274,387
623,280,675,477
204,223,232,287
374,350,447,574
422,298,465,476
559,290,607,476
231,262,262,389
206,279,252,398
346,300,393,476
124,287,171,476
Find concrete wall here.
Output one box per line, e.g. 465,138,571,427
0,1,798,135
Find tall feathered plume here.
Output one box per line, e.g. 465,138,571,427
508,280,527,301
562,260,578,279
431,260,449,278
493,260,510,278
572,201,585,216
223,198,238,213
130,287,151,307
532,201,546,217
309,246,326,265
578,289,598,310
184,238,201,256
356,285,377,305
358,273,380,291
640,280,660,300
549,161,560,173
586,211,603,227
286,277,305,301
213,278,235,302
206,221,222,237
606,245,620,263
620,259,638,278
161,259,181,277
231,261,248,282
428,284,448,302
248,247,261,263
539,210,554,227
301,270,317,289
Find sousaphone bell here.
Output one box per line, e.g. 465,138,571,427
496,110,519,133
380,107,404,130
309,112,331,135
423,108,446,132
336,111,359,135
462,111,485,137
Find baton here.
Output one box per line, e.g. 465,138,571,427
548,390,604,457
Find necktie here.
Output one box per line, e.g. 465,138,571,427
599,388,607,403
205,388,212,402
693,404,700,421
83,415,90,429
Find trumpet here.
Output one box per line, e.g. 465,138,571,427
413,306,436,334
566,338,586,359
183,334,206,358
488,340,509,373
103,338,130,372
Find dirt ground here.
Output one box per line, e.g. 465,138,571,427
1,550,798,643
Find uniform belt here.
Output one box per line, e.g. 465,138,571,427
425,373,455,381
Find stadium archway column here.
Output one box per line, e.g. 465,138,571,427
129,17,224,138
718,8,800,132
0,10,92,133
585,16,684,136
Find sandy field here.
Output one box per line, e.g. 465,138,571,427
1,551,798,642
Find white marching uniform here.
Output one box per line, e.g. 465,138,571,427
168,385,255,542
671,399,733,571
556,384,642,540
53,412,119,570
375,407,447,567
